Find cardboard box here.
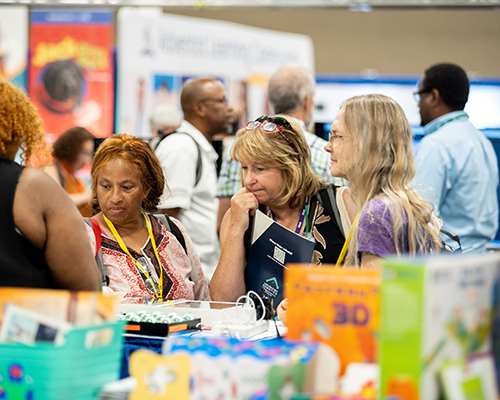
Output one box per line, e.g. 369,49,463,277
379,253,500,400
129,336,334,400
285,265,381,388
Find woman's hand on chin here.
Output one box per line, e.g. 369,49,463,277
229,187,259,227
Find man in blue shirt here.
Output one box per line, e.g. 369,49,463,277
414,63,499,252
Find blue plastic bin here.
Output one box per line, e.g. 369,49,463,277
0,321,125,400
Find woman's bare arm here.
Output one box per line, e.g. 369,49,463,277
14,168,101,290
360,252,382,269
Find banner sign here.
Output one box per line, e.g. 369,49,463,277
29,9,114,142
117,9,314,137
0,6,28,90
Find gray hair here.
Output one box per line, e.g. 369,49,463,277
268,65,315,114
149,103,182,130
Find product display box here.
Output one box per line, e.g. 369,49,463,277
0,287,119,326
118,299,256,326
379,253,500,400
128,336,336,400
124,318,201,336
285,265,381,397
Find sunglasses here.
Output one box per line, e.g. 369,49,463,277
245,115,297,152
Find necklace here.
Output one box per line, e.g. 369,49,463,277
103,213,164,301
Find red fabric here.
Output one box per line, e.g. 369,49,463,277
89,218,101,257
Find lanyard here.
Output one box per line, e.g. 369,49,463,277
103,213,164,301
271,196,309,234
427,113,467,135
295,196,309,234
336,212,360,267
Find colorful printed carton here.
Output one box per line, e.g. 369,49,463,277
129,336,336,400
285,265,381,389
0,287,119,325
379,253,500,400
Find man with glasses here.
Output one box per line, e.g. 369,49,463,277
156,77,233,280
413,63,498,252
216,65,345,235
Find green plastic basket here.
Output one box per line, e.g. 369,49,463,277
0,321,125,400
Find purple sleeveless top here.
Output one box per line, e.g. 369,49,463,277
358,197,412,257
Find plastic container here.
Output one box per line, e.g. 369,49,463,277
0,321,125,400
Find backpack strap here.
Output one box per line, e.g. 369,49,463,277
83,218,108,286
317,184,346,239
154,131,202,186
244,215,253,262
154,213,188,255
89,218,102,257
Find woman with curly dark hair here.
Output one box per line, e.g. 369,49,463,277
0,79,100,290
43,126,95,216
86,134,210,301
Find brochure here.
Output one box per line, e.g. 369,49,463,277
244,210,316,306
0,303,70,346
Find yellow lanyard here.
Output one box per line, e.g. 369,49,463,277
103,213,164,301
336,212,360,267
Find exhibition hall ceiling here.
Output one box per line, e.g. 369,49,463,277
1,0,499,6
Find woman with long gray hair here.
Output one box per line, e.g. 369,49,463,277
325,94,443,267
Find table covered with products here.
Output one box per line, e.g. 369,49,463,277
2,253,500,400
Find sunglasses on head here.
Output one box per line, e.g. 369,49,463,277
245,115,297,152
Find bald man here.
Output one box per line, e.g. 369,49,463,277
156,78,233,281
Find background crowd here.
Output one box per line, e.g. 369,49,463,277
1,62,498,309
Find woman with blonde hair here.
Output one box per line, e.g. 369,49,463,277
325,94,443,268
210,115,357,302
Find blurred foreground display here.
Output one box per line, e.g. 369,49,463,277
284,253,500,400
379,253,500,400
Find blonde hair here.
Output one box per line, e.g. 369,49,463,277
231,115,325,209
90,134,165,214
341,95,442,265
0,79,49,165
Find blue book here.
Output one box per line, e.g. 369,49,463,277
244,210,316,307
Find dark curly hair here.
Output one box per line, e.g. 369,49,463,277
90,134,166,214
422,63,470,110
52,126,95,164
0,79,48,165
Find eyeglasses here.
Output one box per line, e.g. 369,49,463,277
245,115,297,152
199,97,228,105
328,132,347,144
413,89,431,102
